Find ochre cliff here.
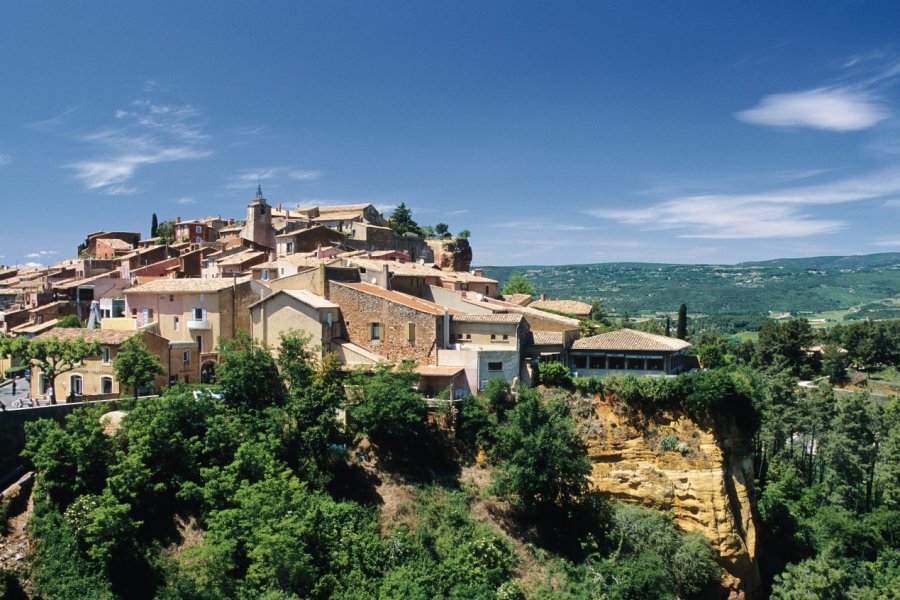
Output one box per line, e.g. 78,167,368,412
575,395,761,599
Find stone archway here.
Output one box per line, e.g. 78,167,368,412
200,361,217,384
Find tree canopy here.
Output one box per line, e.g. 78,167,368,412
501,271,535,296
112,335,164,397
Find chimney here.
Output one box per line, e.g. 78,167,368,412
540,294,546,301
176,216,181,224
473,268,484,277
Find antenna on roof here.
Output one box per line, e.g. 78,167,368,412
256,178,263,199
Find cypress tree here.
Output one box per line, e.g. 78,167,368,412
150,213,159,238
676,303,687,340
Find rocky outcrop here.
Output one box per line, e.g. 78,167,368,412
576,396,760,599
427,238,472,272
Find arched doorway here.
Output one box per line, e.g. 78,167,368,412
200,361,217,384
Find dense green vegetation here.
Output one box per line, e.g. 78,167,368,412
484,253,900,318
12,316,900,598
17,333,723,599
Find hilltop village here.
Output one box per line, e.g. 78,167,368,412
0,189,693,403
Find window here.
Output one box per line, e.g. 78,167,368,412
70,375,83,396
286,242,294,254
502,334,509,341
39,374,49,395
196,335,203,352
406,322,416,342
170,295,175,302
491,334,496,340
370,322,382,341
132,308,137,316
193,307,204,320
195,225,202,233
572,356,588,369
183,350,191,365
101,346,111,364
589,356,605,369
487,361,503,372
261,269,269,281
174,316,180,331
101,377,113,394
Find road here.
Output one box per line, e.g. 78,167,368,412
0,378,41,410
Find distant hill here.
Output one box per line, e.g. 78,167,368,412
482,253,900,318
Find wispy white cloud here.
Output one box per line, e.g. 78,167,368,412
872,239,900,247
885,199,900,208
591,168,900,239
226,167,322,190
736,88,888,132
28,106,82,131
67,99,212,195
175,196,196,205
0,154,9,167
24,250,58,258
23,262,42,268
493,220,598,232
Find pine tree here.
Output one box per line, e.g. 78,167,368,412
150,213,159,238
676,303,687,340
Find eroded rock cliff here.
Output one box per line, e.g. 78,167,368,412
575,395,761,599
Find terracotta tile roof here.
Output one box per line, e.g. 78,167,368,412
312,211,365,222
215,250,265,266
126,276,252,294
531,331,566,345
502,293,533,306
98,238,134,250
413,365,464,377
438,271,498,284
34,327,138,345
571,328,691,352
452,314,523,324
249,289,339,310
11,319,59,335
333,282,447,316
315,203,374,213
530,299,593,316
462,295,581,328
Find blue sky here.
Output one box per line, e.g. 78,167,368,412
2,1,900,266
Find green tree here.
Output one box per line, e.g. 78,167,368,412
822,393,877,512
502,271,535,296
23,336,102,403
216,332,285,410
821,344,849,384
155,219,175,243
756,319,815,378
434,223,450,237
56,314,83,328
150,213,159,238
112,334,164,397
349,362,427,447
491,388,591,513
456,229,471,239
676,303,687,340
389,202,422,236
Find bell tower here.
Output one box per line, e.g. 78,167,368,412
239,185,275,249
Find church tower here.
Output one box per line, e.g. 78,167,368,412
240,185,275,249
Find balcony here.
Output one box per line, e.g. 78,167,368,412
187,318,211,329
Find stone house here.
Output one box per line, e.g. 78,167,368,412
124,276,265,383
328,281,450,366
438,313,527,394
248,289,341,355
28,328,170,401
276,226,345,257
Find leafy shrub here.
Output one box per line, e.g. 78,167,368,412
539,361,574,390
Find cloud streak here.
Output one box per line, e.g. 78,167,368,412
226,167,322,190
67,99,212,195
736,88,888,132
591,168,900,239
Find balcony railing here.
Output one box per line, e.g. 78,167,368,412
187,319,211,329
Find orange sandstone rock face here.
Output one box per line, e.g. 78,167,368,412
578,397,760,600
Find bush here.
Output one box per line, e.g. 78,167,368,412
538,361,574,390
